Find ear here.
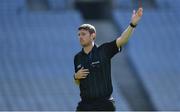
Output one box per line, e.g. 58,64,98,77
91,33,96,40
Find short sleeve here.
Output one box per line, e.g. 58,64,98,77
101,39,122,59
74,55,78,73
73,55,80,84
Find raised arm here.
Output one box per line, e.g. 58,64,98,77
116,8,143,48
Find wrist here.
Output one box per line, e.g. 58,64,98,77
130,22,137,28
74,73,78,80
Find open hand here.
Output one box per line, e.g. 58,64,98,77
131,7,143,25
75,67,89,79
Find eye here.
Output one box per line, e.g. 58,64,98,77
78,33,86,36
81,33,86,36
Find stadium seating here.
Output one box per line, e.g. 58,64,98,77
113,0,134,9
0,0,130,110
0,0,26,14
113,6,180,110
155,0,180,11
47,0,75,10
2,0,180,110
0,9,82,110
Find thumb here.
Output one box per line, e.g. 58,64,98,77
133,10,136,15
131,10,136,19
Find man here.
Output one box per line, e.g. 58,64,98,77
74,8,143,111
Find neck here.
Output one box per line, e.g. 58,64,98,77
83,42,94,54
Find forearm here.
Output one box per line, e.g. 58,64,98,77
74,79,80,85
116,25,135,48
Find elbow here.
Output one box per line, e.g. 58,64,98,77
116,38,128,48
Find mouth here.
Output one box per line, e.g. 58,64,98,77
80,39,84,42
80,39,85,46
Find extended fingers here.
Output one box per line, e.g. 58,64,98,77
82,71,89,74
82,69,89,72
137,8,143,16
81,73,89,78
139,7,143,12
78,67,90,79
81,69,90,75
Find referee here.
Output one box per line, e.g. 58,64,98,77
74,8,143,111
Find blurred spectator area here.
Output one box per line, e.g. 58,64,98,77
0,0,180,111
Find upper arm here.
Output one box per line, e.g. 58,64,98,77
74,55,78,73
101,39,122,59
73,55,80,85
116,37,123,48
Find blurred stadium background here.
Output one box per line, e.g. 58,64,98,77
0,0,180,111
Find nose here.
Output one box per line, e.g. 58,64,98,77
79,35,83,40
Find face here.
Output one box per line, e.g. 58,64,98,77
78,29,94,47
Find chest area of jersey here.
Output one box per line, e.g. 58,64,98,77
81,53,101,70
77,51,108,72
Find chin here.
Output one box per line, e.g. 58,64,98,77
80,43,85,46
80,43,88,47
81,44,86,47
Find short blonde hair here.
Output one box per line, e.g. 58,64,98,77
78,24,96,34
